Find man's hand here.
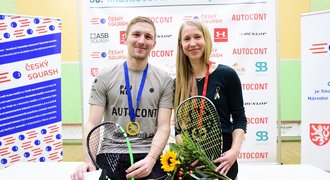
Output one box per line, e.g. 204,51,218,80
70,162,97,180
125,155,156,179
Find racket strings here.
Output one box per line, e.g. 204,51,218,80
105,153,120,173
177,97,223,160
88,123,129,170
88,127,101,167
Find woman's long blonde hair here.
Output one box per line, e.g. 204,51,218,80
174,20,213,110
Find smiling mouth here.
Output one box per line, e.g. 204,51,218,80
136,47,146,50
189,49,200,53
136,49,145,52
189,48,200,51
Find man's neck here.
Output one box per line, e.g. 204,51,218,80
126,58,148,71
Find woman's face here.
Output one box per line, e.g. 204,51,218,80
180,25,205,62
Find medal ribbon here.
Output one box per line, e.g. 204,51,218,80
124,61,148,122
191,61,211,128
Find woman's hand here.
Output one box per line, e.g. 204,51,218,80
213,148,239,175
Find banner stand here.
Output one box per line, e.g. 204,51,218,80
0,14,63,169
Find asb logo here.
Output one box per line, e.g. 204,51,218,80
310,123,330,146
309,43,329,54
214,28,228,42
90,33,109,43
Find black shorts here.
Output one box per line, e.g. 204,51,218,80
96,153,167,180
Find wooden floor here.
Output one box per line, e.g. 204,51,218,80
63,141,301,164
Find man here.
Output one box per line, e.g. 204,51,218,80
71,16,173,180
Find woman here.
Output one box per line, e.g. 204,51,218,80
174,19,247,180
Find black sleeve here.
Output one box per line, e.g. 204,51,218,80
226,68,247,133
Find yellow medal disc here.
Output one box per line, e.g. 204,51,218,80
192,127,207,141
126,121,140,136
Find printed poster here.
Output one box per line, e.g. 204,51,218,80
301,11,330,171
82,0,278,164
0,14,62,169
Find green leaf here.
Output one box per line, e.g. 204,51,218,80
169,143,180,153
165,132,231,180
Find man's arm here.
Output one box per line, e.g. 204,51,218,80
147,107,172,160
126,107,172,179
71,104,104,180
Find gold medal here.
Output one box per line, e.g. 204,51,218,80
126,121,140,136
192,127,207,141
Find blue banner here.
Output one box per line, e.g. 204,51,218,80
0,33,61,65
0,78,61,137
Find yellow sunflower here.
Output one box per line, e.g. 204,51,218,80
160,150,181,172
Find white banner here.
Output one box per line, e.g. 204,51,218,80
0,14,63,169
301,10,330,171
81,0,278,164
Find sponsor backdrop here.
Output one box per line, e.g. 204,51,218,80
0,14,63,169
301,10,330,171
82,0,278,164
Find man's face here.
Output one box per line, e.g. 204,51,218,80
125,22,156,61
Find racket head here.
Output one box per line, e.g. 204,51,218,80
86,121,134,170
175,95,223,160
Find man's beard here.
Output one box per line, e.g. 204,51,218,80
130,50,149,60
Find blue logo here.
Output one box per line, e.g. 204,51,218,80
13,71,22,79
46,146,52,152
34,18,40,24
12,146,19,152
1,158,7,165
101,52,107,58
255,61,268,72
39,157,46,162
34,140,41,145
100,18,106,24
256,131,269,141
4,33,10,39
18,134,25,140
49,25,55,31
11,22,17,28
24,152,30,158
27,29,33,35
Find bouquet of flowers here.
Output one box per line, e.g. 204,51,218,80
160,132,231,180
